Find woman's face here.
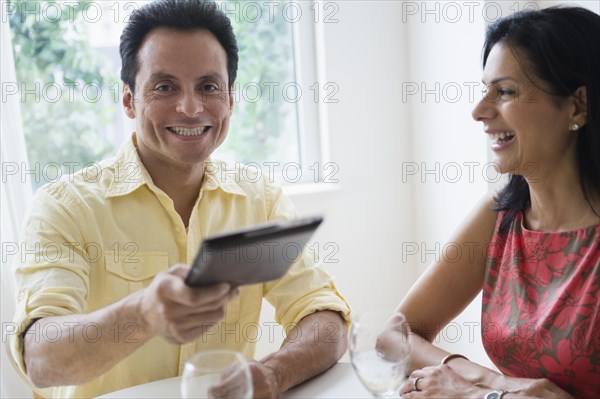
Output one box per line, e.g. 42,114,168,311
471,43,579,180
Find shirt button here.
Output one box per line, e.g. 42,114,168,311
125,264,140,277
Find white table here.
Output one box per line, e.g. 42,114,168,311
97,362,371,398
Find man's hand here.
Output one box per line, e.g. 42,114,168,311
254,311,348,398
209,360,280,399
137,264,238,344
248,361,280,399
22,263,238,388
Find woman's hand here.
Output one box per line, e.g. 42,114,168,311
495,375,573,399
399,365,574,399
400,365,488,398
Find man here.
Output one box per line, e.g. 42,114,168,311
8,1,351,397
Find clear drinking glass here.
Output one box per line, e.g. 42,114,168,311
349,311,412,398
181,349,253,399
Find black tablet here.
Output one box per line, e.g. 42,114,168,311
185,216,323,287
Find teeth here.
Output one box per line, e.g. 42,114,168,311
489,131,515,143
169,127,208,136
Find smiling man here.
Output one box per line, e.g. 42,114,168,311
8,1,350,398
123,27,235,226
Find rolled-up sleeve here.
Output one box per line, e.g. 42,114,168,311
264,252,351,330
9,184,90,378
263,184,351,331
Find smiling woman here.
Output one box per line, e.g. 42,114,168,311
396,6,600,399
478,7,599,235
472,43,585,189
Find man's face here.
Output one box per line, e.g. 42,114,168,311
123,28,233,170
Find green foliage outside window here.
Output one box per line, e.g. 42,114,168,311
9,0,115,190
222,2,298,163
9,0,299,190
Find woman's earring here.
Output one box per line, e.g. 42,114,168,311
570,123,580,131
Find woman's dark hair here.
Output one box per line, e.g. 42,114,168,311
119,0,238,95
483,6,600,232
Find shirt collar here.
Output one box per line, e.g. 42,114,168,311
106,133,247,199
105,133,153,198
201,159,248,197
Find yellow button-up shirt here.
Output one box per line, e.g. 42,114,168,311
9,135,351,398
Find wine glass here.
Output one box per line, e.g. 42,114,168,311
349,311,411,398
181,349,253,399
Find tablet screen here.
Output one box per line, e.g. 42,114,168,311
185,216,323,287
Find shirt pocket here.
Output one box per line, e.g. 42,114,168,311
105,251,169,293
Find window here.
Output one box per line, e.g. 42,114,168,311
6,0,337,190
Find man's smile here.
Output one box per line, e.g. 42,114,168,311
166,126,211,136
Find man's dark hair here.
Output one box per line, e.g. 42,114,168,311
119,0,239,95
483,6,600,232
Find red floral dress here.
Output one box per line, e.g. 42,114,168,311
483,211,600,398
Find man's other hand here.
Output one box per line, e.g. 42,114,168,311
137,264,238,344
213,360,280,399
248,360,280,399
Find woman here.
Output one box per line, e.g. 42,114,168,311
397,7,599,399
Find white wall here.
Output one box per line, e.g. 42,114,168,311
297,0,417,315
402,1,491,367
259,1,493,367
258,0,418,359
